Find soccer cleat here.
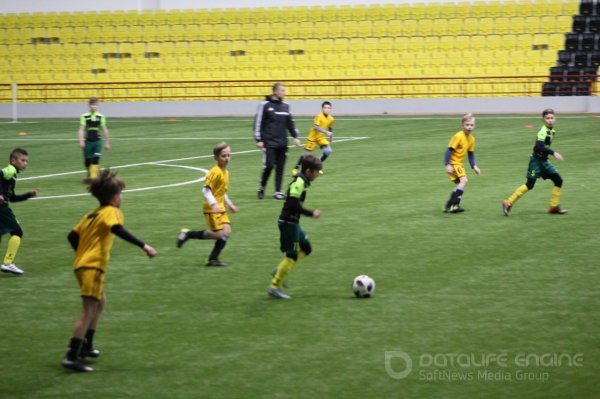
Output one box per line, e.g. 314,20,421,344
449,205,465,213
267,287,291,299
502,200,512,216
292,168,299,176
206,259,227,267
318,170,324,175
273,192,285,200
62,358,94,372
176,229,190,248
548,206,568,214
1,263,24,275
79,348,100,359
271,267,290,288
257,187,265,200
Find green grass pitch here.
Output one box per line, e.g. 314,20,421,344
0,113,598,399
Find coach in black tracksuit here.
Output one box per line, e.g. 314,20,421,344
254,83,301,200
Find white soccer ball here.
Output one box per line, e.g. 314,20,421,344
352,275,375,298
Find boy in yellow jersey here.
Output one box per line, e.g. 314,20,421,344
177,143,238,266
62,169,157,372
443,113,481,213
268,155,322,299
502,108,566,215
293,101,334,175
78,97,110,178
0,148,38,276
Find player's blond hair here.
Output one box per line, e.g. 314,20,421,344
462,113,475,124
213,142,230,157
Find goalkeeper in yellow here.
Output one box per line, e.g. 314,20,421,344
293,101,334,175
503,108,567,215
443,113,481,213
269,155,322,299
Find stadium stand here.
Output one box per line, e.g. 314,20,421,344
0,0,594,101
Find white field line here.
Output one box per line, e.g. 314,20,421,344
24,136,369,200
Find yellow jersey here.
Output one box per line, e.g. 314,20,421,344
203,165,229,214
307,112,334,140
447,130,475,165
72,205,124,271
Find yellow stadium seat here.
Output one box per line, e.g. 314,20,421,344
418,19,434,36
343,21,359,38
470,35,486,51
485,34,503,50
400,19,418,37
494,17,511,35
463,18,479,36
555,15,571,33
428,18,445,36
372,20,388,37
486,1,503,18
395,4,411,20
357,20,373,37
423,36,440,52
447,19,463,35
410,4,427,20
524,16,541,34
478,18,494,35
454,4,471,19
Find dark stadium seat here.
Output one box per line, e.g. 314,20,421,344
550,66,566,81
557,50,572,66
580,33,597,50
579,0,594,16
573,51,589,67
591,51,600,67
564,33,580,50
589,16,600,33
573,82,591,95
542,82,557,96
572,16,587,33
557,83,574,96
566,66,581,81
581,66,598,81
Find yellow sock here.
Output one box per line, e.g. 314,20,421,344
89,164,99,178
3,235,21,265
550,186,561,207
507,184,529,206
270,257,296,289
297,251,306,262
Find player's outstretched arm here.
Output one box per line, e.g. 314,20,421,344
553,151,564,161
111,225,156,258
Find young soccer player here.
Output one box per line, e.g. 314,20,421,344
0,148,38,276
62,169,157,372
293,101,334,175
443,113,481,213
268,154,322,299
502,108,567,215
79,97,110,178
177,143,238,266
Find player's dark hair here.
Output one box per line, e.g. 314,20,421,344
88,97,99,105
213,142,230,157
10,148,28,162
272,82,284,92
322,101,332,108
84,168,125,206
301,154,323,173
542,108,555,117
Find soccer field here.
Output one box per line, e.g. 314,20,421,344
0,114,599,399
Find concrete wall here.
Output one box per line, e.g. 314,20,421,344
2,97,599,119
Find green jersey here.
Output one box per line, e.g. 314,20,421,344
80,112,107,142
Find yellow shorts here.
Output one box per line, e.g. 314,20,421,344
75,267,104,300
305,135,330,151
448,164,466,181
204,212,231,231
